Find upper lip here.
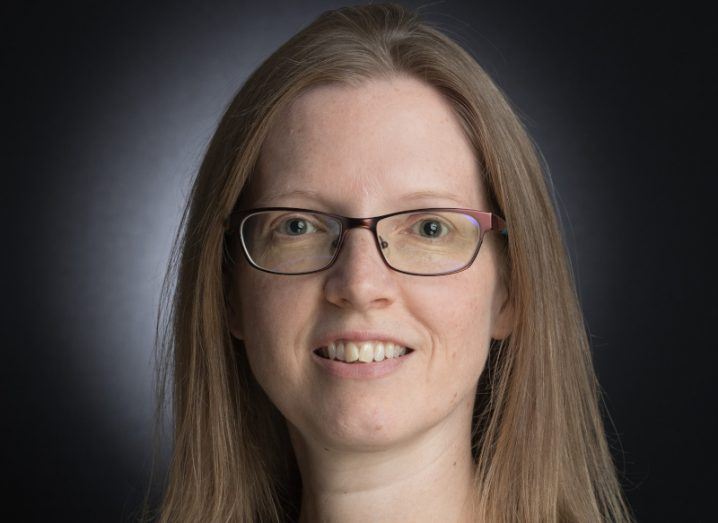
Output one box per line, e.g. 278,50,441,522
313,330,415,351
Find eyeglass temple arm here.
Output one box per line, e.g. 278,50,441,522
492,214,509,237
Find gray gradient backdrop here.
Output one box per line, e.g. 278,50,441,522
6,1,715,521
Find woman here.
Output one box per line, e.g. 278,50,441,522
148,3,634,522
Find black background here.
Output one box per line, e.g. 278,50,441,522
5,1,716,521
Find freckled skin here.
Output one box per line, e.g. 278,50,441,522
228,75,513,456
233,74,503,446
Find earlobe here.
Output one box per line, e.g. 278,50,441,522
490,289,514,341
229,319,244,341
227,294,244,341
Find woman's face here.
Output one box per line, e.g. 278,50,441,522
228,75,512,451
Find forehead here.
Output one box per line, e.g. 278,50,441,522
243,75,486,213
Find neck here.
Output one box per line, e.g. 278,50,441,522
290,397,479,523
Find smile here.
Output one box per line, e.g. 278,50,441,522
314,340,413,363
311,341,414,380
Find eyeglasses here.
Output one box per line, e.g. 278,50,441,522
223,207,508,276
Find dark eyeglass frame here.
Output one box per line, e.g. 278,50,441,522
223,206,509,277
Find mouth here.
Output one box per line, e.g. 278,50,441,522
313,341,414,364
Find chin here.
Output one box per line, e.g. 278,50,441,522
310,403,417,450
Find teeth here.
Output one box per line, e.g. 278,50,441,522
358,342,374,362
345,342,359,362
320,340,409,363
374,343,385,361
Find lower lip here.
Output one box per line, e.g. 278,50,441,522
311,350,413,379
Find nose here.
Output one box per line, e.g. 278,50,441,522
322,225,398,310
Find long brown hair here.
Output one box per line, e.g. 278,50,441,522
144,3,634,521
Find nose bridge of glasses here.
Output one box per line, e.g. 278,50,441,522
337,217,382,255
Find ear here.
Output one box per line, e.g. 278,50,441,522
490,282,514,341
226,287,245,341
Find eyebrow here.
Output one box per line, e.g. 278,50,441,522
254,188,466,206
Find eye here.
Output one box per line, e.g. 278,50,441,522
274,215,321,236
410,217,451,239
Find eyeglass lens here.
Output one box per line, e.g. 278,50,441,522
240,210,482,275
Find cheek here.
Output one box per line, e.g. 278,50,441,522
236,266,302,344
422,271,493,342
234,271,309,402
409,269,495,396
